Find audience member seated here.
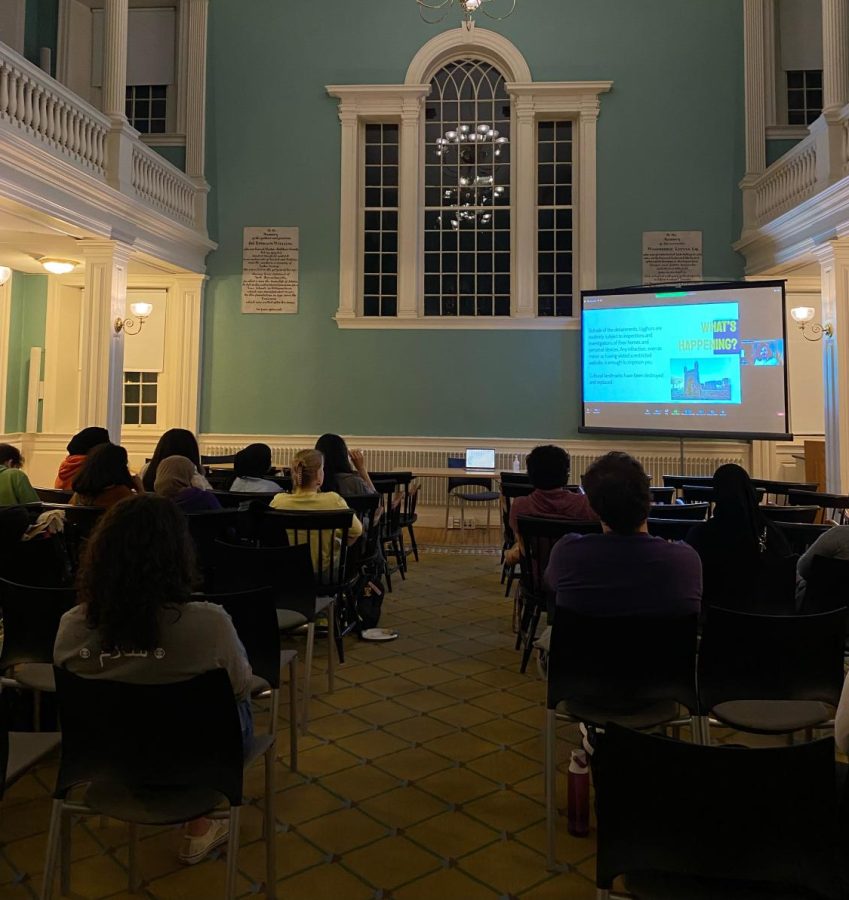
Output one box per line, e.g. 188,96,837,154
229,443,279,493
54,427,110,490
796,524,849,600
270,449,362,572
546,451,701,616
141,428,211,492
53,494,253,864
315,433,377,496
504,444,597,566
70,443,141,509
0,444,38,505
155,456,222,512
685,463,791,609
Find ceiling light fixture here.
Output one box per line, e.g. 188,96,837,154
0,266,11,286
790,306,833,341
417,0,516,30
114,301,153,336
40,258,78,275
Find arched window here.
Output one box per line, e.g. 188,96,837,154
327,29,612,329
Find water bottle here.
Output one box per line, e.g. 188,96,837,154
567,748,590,837
512,454,521,472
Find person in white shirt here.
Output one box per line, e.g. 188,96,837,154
229,443,280,493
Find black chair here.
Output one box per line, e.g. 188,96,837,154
681,485,766,506
0,687,59,800
698,606,846,739
42,668,275,899
212,490,277,509
662,474,714,496
798,554,849,617
40,503,106,571
0,532,72,587
372,478,406,591
751,478,818,505
34,488,73,504
789,490,849,524
499,481,534,597
206,468,237,491
370,471,419,564
593,725,842,900
201,453,236,467
515,515,602,674
200,586,298,771
545,608,699,868
760,503,819,524
184,509,244,588
648,486,675,504
0,579,76,728
646,518,694,541
648,502,709,521
499,470,531,486
211,540,330,733
776,521,834,556
444,456,500,530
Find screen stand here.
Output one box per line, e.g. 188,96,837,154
679,438,685,476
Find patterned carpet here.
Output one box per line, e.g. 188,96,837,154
0,552,597,899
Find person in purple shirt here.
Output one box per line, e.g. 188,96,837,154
545,451,701,616
154,456,222,513
504,445,598,566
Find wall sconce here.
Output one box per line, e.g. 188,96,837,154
114,301,153,336
790,306,833,341
0,266,11,286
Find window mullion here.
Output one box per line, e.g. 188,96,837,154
398,99,422,318
512,95,536,318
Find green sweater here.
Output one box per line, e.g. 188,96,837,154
0,465,38,506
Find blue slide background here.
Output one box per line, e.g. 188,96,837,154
583,301,741,403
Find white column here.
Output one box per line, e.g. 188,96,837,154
577,101,602,293
102,0,129,120
184,0,209,179
79,241,132,443
822,0,849,112
398,93,425,318
814,239,849,492
511,94,535,318
163,274,205,430
335,107,359,322
743,0,767,178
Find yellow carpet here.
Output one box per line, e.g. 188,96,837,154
0,551,599,898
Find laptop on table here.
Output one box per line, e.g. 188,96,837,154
464,448,496,472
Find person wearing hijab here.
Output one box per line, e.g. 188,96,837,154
141,429,212,492
229,443,279,493
154,456,221,512
55,427,110,490
685,463,791,610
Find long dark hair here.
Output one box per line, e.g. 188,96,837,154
78,494,197,651
712,463,766,552
72,443,134,497
315,433,352,494
143,429,202,491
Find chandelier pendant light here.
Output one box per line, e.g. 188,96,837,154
416,0,517,31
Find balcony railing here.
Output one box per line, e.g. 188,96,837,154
0,41,204,235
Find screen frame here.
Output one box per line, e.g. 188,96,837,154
578,279,792,441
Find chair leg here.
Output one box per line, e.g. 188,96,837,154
264,746,277,898
407,524,418,562
545,709,557,870
520,606,542,674
224,806,241,900
287,658,298,772
327,602,336,694
395,540,406,580
515,594,531,652
301,623,314,734
383,549,393,593
41,799,63,900
128,822,140,893
59,810,71,896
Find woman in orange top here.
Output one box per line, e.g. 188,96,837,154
70,443,142,509
55,427,110,490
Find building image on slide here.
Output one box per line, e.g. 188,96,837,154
670,360,733,401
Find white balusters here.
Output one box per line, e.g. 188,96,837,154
130,143,196,226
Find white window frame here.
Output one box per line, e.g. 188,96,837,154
327,27,611,330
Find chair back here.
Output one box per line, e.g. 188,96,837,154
341,493,381,568
212,491,276,509
201,454,235,467
646,518,693,541
500,481,535,549
499,471,531,486
750,478,819,504
258,509,353,592
594,724,840,898
648,486,675,504
775,522,834,556
205,468,236,491
661,474,714,495
517,515,602,600
799,554,849,615
547,609,698,714
185,509,244,587
35,488,73,504
197,587,280,689
52,667,244,807
211,540,317,620
372,479,402,543
0,579,76,671
760,503,819,524
447,456,493,492
789,489,849,524
649,502,709,521
0,533,73,587
698,607,846,713
680,485,766,506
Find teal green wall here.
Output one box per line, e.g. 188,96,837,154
5,273,48,433
766,137,804,167
24,0,58,75
151,145,187,172
202,0,745,438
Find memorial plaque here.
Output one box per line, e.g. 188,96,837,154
642,231,702,286
241,226,299,314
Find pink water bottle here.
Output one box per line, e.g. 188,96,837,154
567,749,590,837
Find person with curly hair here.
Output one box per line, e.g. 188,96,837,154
53,494,252,864
0,443,38,506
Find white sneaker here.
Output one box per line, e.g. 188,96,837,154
179,819,229,865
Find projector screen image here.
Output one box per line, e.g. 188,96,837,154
580,281,791,440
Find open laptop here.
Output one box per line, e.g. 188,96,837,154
464,447,496,471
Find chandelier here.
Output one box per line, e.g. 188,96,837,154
416,0,517,31
435,124,508,229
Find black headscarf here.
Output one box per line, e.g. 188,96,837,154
712,463,765,551
67,427,110,456
234,443,273,479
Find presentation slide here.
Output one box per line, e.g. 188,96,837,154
580,281,791,439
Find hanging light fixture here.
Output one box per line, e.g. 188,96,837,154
417,0,517,31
